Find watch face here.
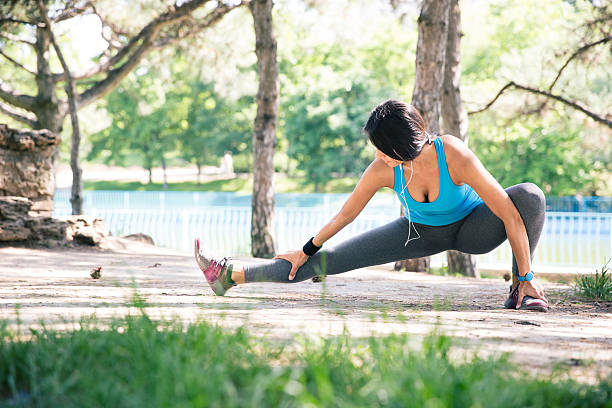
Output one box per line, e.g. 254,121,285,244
526,272,534,281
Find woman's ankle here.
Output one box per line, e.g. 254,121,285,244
231,265,246,285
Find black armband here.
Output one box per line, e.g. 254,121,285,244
302,237,321,256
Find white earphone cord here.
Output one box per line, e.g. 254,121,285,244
398,160,421,246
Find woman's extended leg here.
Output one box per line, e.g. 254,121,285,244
453,182,546,277
244,216,460,283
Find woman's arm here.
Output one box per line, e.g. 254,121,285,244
312,159,392,246
275,159,392,280
444,136,547,304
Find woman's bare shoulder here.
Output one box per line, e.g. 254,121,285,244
440,134,473,160
439,134,477,184
364,158,394,189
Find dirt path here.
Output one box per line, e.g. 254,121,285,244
1,244,611,383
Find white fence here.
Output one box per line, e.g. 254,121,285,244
54,206,612,269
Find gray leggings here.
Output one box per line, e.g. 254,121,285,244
245,183,546,283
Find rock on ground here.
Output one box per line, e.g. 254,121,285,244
0,196,115,247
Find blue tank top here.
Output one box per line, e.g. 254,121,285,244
393,137,482,226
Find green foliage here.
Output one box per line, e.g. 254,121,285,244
87,66,252,180
87,69,178,175
8,0,603,195
277,14,416,191
283,82,376,191
573,259,612,301
1,312,611,407
473,121,597,195
464,0,611,195
179,80,253,171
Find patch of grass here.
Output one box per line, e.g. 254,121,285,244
2,310,611,407
573,258,612,301
429,265,470,279
546,287,572,306
83,174,377,194
84,177,252,192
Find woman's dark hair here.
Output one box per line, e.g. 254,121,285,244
363,100,429,161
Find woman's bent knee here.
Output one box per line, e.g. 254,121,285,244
507,183,545,214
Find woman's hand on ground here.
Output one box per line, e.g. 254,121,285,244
516,279,548,308
274,250,309,281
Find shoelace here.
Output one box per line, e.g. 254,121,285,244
200,255,227,282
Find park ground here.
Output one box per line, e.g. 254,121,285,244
1,240,611,384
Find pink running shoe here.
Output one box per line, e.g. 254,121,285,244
194,238,235,296
504,284,548,312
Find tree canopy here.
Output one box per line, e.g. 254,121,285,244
1,0,610,196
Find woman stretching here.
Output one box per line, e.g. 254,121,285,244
195,100,549,312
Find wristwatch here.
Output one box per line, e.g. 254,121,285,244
517,271,534,282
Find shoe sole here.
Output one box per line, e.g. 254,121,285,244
519,300,548,312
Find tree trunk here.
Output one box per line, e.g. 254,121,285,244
441,0,468,145
411,0,451,135
441,0,478,278
33,25,65,133
33,24,65,214
38,0,83,215
395,0,451,273
197,162,202,186
249,0,279,258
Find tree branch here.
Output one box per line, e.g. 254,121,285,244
52,2,93,24
152,1,244,48
0,18,37,26
76,0,236,108
0,102,38,128
0,31,36,47
467,82,514,115
548,36,611,91
91,2,126,49
469,81,612,129
52,1,243,83
0,80,36,111
0,49,37,75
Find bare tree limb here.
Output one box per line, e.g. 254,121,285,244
0,102,38,128
52,2,93,24
76,0,238,108
91,2,125,50
52,0,242,83
49,15,156,83
0,18,37,26
0,31,36,46
467,82,514,115
152,1,243,48
0,49,37,75
0,80,36,111
548,36,611,91
469,81,612,129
